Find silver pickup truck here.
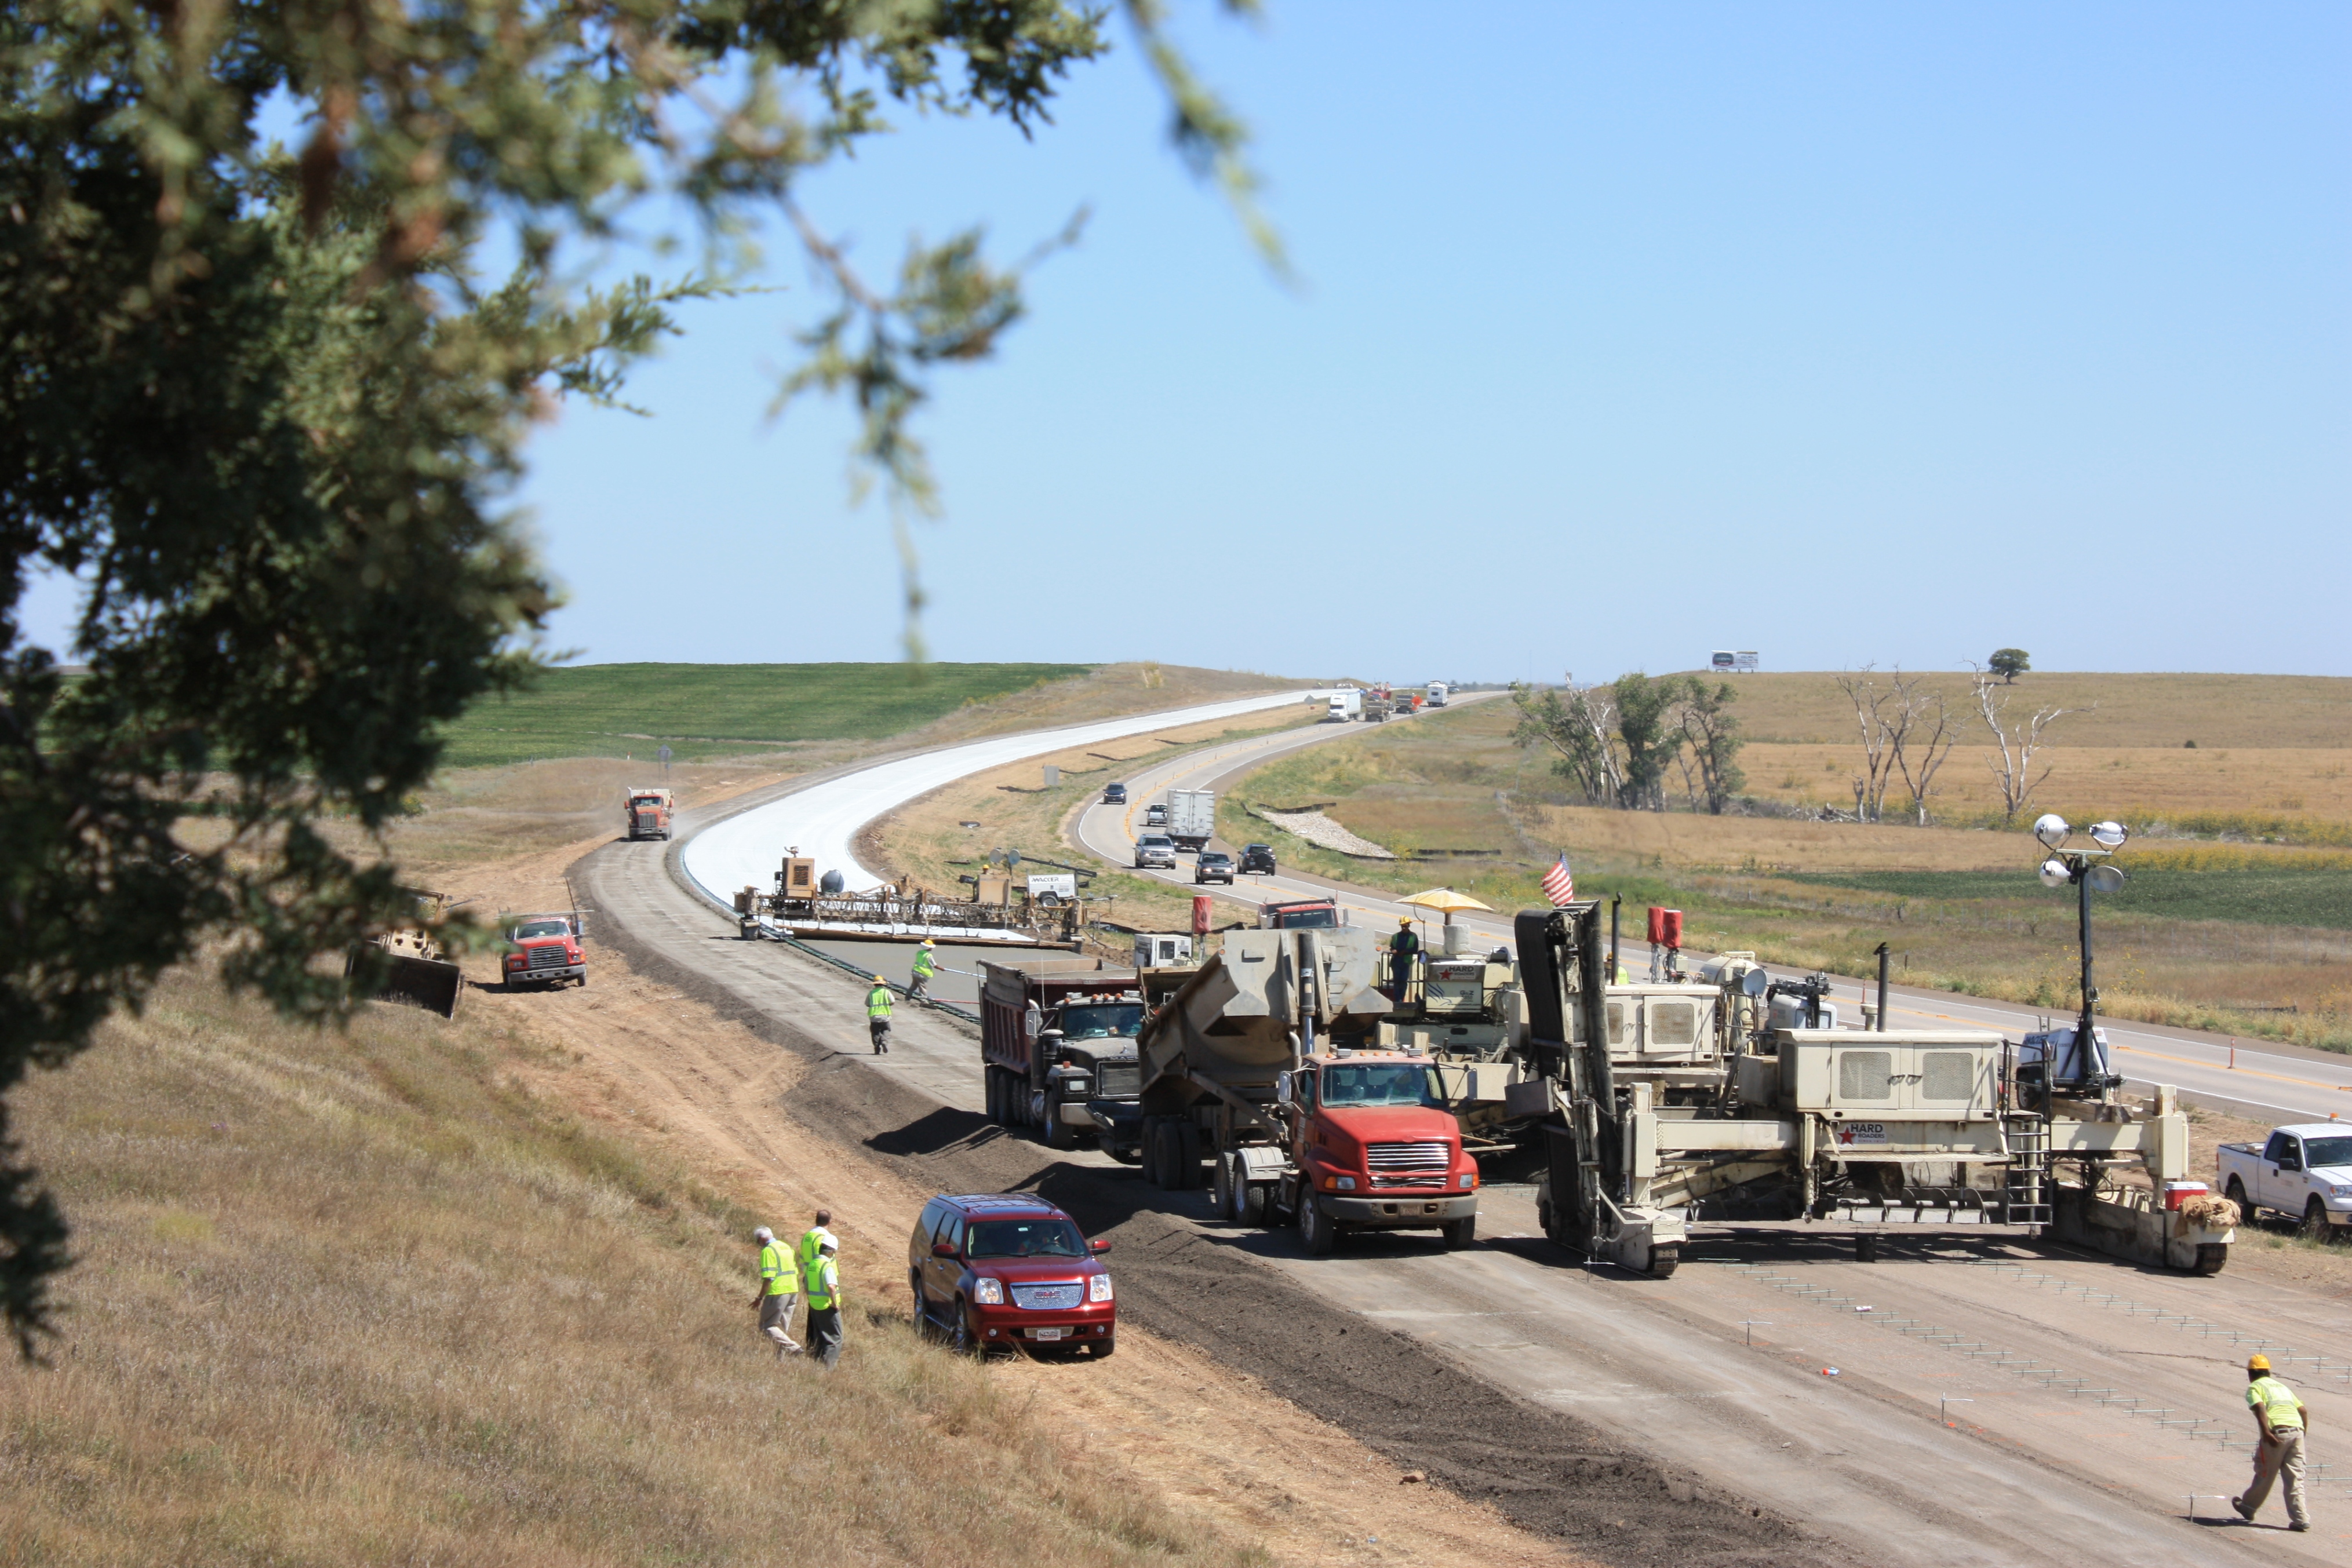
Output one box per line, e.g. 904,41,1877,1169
2218,1124,2352,1235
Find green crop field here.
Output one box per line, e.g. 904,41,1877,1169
436,661,1091,768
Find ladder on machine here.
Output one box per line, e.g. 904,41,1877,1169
2002,1114,2052,1228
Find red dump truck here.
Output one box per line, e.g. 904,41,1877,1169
625,787,675,841
1135,926,1479,1253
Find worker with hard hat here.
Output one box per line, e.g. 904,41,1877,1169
866,974,893,1053
747,1226,801,1359
1387,916,1421,1002
908,938,938,1007
2234,1352,2312,1530
802,1237,844,1370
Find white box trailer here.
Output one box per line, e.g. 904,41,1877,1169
1323,690,1361,722
1166,789,1216,851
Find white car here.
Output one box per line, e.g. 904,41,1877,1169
2218,1124,2352,1235
1133,833,1177,870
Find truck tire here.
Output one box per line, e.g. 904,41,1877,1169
2224,1175,2249,1215
1441,1215,1476,1250
984,1069,1000,1125
1139,1119,1164,1187
1298,1194,1335,1256
1044,1104,1077,1151
1175,1122,1203,1190
1240,1182,1269,1228
2305,1197,2332,1241
1211,1151,1237,1220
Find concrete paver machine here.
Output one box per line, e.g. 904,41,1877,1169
1513,903,2234,1279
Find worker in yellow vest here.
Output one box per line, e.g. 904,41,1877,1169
798,1210,838,1282
2234,1352,2312,1530
747,1226,800,1359
866,975,893,1054
908,939,938,1007
803,1239,844,1370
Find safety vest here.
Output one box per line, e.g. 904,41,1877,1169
798,1227,837,1278
1390,929,1419,956
2249,1376,2306,1430
759,1242,797,1296
866,985,893,1020
912,949,936,979
803,1256,839,1311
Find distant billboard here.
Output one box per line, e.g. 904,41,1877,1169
1710,651,1761,673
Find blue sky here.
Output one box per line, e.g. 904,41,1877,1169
32,3,2349,682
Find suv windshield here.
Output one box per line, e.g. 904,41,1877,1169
1058,1004,1142,1040
1199,852,1230,864
965,1217,1087,1258
513,920,569,940
2305,1136,2352,1168
1319,1062,1441,1107
1139,835,1171,847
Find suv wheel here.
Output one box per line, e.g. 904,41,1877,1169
1091,1333,1116,1359
948,1298,977,1355
908,1270,930,1335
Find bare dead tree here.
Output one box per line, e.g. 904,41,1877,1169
1836,667,1903,822
1889,673,1962,826
1974,666,2077,822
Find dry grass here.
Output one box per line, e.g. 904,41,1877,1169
1711,671,2352,750
1518,803,2031,872
0,971,1262,1567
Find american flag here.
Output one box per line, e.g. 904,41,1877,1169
1541,854,1575,906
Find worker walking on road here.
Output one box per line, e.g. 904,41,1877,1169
908,939,937,1007
802,1239,844,1370
798,1210,838,1284
866,975,894,1053
1388,916,1420,1002
748,1226,801,1359
2234,1353,2313,1530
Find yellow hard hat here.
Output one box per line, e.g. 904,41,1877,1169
1399,915,1412,925
872,974,887,984
2249,1354,2271,1373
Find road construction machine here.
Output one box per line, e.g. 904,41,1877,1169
347,889,467,1018
1133,925,1479,1253
1510,903,2234,1279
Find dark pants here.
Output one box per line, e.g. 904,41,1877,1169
1389,954,1414,999
869,1018,890,1053
806,1304,843,1369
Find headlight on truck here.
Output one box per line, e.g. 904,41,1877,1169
1088,1274,1113,1303
972,1278,1003,1306
1459,1172,1475,1189
2330,1184,2352,1201
1331,1176,1356,1191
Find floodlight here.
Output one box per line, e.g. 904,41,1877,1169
2038,858,2073,889
2089,820,2129,848
2033,814,2071,849
2086,864,2126,894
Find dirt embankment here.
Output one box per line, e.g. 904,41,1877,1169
552,833,1848,1568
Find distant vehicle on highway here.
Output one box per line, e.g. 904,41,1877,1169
1193,851,1235,885
1133,833,1177,870
1426,683,1448,708
907,1193,1115,1358
1143,802,1168,829
1324,690,1361,722
1101,782,1127,804
1258,896,1339,929
1239,843,1276,875
2219,1125,2352,1236
1166,789,1216,852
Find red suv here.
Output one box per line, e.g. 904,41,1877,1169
907,1193,1116,1358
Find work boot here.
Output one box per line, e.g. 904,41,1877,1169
2231,1497,2253,1522
2291,1521,2310,1532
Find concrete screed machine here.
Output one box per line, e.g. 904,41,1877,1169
1508,902,2236,1279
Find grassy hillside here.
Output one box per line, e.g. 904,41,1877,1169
438,661,1091,768
0,969,1253,1567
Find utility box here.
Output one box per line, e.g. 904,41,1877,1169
1134,933,1195,969
777,856,817,902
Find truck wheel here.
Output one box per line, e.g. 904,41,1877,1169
1239,1182,1269,1227
2224,1175,2249,1215
1044,1106,1077,1151
1298,1195,1335,1257
1441,1216,1476,1250
1139,1120,1163,1187
1175,1122,1203,1190
1211,1152,1236,1220
2304,1197,2332,1241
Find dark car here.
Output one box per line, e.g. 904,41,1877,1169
908,1194,1115,1357
1101,782,1128,805
1238,843,1276,875
1193,850,1236,885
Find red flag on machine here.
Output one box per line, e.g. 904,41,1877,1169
1541,854,1575,906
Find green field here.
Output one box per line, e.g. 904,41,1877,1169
1781,863,2352,931
436,661,1091,768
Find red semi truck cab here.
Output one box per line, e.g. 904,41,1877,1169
503,911,587,989
625,787,675,841
1279,1051,1478,1249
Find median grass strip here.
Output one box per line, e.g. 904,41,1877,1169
0,970,1257,1568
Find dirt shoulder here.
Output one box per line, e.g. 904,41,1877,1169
544,833,1847,1568
453,834,1593,1568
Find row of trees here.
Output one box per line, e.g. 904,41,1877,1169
1510,663,2073,825
1509,673,1747,814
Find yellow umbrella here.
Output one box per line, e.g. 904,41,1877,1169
1399,887,1494,926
